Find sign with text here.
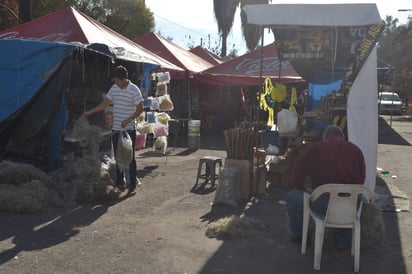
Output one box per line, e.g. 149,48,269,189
272,23,384,84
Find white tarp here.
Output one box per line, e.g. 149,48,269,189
243,3,383,27
348,46,378,191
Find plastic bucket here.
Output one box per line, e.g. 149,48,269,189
188,120,201,136
188,136,200,150
188,120,201,150
258,130,279,149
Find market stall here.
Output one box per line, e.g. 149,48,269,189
0,7,184,171
243,3,384,190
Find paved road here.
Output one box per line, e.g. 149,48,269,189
0,115,411,273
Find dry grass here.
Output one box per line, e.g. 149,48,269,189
0,179,63,213
0,116,121,213
60,116,120,203
361,202,386,248
205,215,264,239
0,160,52,187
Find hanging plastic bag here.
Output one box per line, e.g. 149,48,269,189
116,131,133,172
156,112,170,125
271,83,287,102
158,94,174,111
150,97,159,110
156,83,167,96
153,125,169,138
277,109,298,135
264,78,286,102
136,122,154,134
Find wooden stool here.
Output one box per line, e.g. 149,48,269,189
195,156,223,187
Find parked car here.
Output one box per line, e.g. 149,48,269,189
378,92,403,115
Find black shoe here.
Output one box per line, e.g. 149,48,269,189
116,184,126,192
127,187,136,196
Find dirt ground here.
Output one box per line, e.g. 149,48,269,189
1,115,412,274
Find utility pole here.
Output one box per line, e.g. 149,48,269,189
19,0,32,22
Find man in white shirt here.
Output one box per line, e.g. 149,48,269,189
85,65,143,195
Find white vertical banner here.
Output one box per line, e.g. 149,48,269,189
347,46,378,191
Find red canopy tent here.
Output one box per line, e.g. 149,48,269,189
195,42,302,86
134,32,215,80
0,6,182,71
189,46,224,66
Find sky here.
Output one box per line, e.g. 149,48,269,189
145,0,412,55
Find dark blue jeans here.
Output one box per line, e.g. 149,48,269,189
287,190,352,248
112,130,137,189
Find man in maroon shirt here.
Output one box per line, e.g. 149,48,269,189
286,125,366,248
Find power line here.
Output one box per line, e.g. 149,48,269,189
152,12,222,46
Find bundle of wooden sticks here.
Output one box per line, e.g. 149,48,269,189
223,128,257,160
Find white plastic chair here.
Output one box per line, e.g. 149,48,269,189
301,184,373,272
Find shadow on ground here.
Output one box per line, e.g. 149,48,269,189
0,203,115,264
378,116,411,146
187,130,408,273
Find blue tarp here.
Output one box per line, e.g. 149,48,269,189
0,39,77,122
308,80,342,110
0,39,78,170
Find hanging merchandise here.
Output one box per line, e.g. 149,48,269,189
277,109,298,135
153,125,169,138
156,112,170,125
260,78,287,126
146,111,156,123
158,94,174,111
261,78,275,125
289,87,298,113
155,71,171,84
150,96,159,110
156,83,167,96
136,122,154,134
270,82,287,103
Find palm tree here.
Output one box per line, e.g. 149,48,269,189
213,0,240,57
384,15,399,35
240,0,269,51
213,0,271,57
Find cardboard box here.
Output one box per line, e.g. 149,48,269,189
252,166,267,194
268,163,289,189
